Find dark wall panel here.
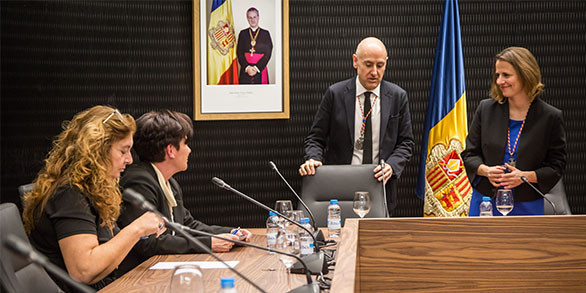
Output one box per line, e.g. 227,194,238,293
2,0,585,228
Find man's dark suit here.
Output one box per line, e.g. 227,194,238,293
462,98,566,201
304,77,414,214
117,162,232,275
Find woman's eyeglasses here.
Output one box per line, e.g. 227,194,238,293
103,109,126,125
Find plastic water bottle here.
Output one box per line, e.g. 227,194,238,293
327,199,342,237
299,218,314,256
218,277,237,293
479,196,493,217
266,211,279,253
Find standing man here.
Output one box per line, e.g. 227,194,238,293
299,37,414,216
236,7,273,84
117,110,251,275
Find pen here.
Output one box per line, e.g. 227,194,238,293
232,227,241,235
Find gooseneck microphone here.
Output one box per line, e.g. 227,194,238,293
380,159,389,217
3,234,96,293
268,161,325,242
182,228,319,293
520,176,558,215
211,177,328,275
123,188,268,293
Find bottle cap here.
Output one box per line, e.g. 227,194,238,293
220,277,235,288
482,196,491,201
269,211,276,216
330,199,338,204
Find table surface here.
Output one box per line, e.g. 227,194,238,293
99,228,331,293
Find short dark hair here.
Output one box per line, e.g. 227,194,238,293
133,110,193,163
247,7,258,16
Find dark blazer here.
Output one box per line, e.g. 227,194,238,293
461,98,566,201
304,77,415,213
117,162,232,275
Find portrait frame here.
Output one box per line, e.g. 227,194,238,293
193,0,290,120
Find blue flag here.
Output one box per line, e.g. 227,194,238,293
416,0,472,217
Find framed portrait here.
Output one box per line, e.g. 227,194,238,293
193,0,289,120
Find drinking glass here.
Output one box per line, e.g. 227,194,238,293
286,209,305,223
275,200,293,228
169,264,204,293
496,189,514,216
275,228,297,290
353,191,371,218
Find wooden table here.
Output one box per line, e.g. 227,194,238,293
331,215,586,292
99,228,311,293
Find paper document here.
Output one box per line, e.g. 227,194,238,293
149,261,239,270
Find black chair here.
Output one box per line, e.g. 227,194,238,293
300,164,386,227
18,183,35,198
544,179,572,215
0,203,63,293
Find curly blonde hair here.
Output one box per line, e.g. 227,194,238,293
23,105,136,233
490,46,544,104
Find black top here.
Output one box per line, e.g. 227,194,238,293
462,98,567,201
117,162,233,275
28,185,119,292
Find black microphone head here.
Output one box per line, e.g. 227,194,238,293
269,161,277,171
211,177,228,189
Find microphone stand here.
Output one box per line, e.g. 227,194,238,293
380,159,389,217
211,177,328,275
269,161,325,242
3,234,95,293
182,228,319,293
520,176,558,215
124,189,267,293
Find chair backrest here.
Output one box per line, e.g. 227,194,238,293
18,183,35,198
544,179,572,215
0,203,62,293
300,164,386,227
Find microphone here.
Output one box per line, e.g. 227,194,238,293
268,161,325,242
3,234,96,293
182,227,319,293
211,177,328,275
123,188,268,293
380,159,389,217
520,176,558,215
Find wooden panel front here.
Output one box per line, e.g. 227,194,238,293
357,216,586,292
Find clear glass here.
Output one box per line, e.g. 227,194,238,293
353,191,371,218
274,200,293,228
286,209,305,223
275,228,297,290
169,264,204,293
496,189,514,216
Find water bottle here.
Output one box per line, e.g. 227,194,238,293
299,218,314,256
266,211,279,252
218,277,237,293
479,196,493,217
327,199,342,237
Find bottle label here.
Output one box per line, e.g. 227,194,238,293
301,240,313,255
328,218,341,229
267,232,277,245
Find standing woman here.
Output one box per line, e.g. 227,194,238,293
22,106,165,291
462,47,566,216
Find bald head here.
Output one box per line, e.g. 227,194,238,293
355,37,387,58
353,37,388,90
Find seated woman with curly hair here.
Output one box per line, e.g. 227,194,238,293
22,105,165,291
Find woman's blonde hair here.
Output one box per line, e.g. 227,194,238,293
23,105,136,233
490,46,544,104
